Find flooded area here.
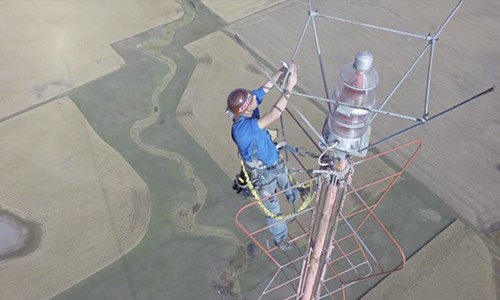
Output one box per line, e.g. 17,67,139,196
0,211,40,260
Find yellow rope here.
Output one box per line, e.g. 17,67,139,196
239,160,316,220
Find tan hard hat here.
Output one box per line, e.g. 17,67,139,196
227,88,252,116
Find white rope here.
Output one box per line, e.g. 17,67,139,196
318,140,339,166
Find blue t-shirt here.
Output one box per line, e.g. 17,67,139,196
231,88,278,165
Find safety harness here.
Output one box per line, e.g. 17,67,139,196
237,160,316,220
232,138,317,220
231,115,317,219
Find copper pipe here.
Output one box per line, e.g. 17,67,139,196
301,182,338,299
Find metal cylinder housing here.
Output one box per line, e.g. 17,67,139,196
323,51,379,156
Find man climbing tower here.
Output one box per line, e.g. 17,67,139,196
226,63,299,251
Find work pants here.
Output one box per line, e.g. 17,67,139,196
253,162,299,243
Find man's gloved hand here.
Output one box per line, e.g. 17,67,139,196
284,63,298,92
275,141,287,152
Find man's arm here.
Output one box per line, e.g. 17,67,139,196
258,64,298,129
260,65,287,94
